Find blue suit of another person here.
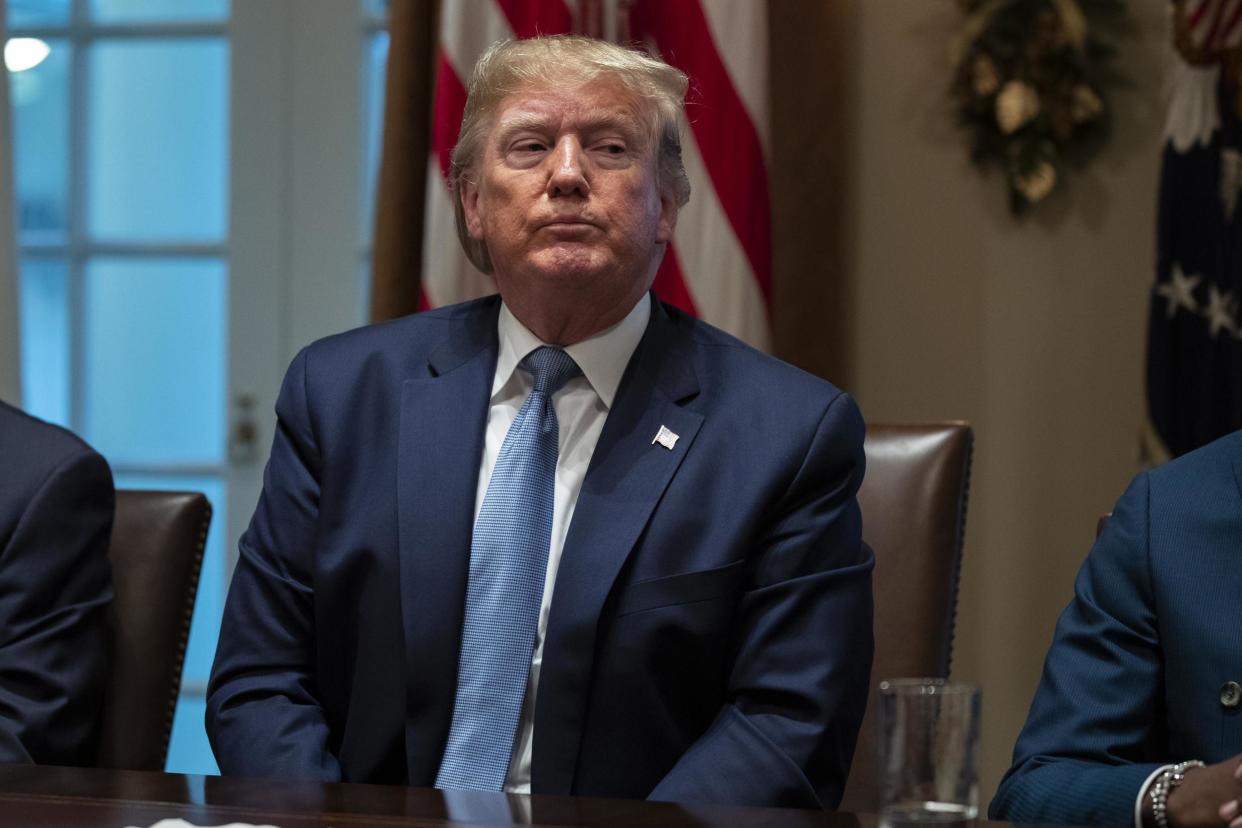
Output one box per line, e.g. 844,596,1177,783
0,400,113,765
991,429,1242,826
206,294,874,809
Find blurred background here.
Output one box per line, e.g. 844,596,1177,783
0,0,1207,807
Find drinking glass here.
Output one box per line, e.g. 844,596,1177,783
878,679,981,825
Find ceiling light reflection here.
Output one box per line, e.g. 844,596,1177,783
5,38,51,73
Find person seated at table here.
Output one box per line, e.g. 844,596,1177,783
0,400,114,765
990,427,1242,828
206,35,873,809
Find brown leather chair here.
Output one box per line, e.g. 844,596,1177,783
839,423,974,812
97,490,212,771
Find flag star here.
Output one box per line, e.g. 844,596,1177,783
1204,284,1238,338
1155,264,1201,319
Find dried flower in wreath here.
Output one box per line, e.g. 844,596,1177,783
950,0,1127,215
996,80,1041,134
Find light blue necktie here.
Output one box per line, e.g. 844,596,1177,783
435,346,581,791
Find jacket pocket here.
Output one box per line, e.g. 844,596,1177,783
614,559,746,618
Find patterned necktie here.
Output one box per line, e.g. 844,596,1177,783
435,346,581,791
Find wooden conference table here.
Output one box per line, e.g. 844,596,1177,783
0,764,913,828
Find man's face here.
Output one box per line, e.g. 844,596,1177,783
460,77,676,322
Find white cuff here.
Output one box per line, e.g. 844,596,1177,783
1137,765,1174,828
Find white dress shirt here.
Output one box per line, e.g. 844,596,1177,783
471,296,650,794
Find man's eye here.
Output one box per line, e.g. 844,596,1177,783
599,143,626,155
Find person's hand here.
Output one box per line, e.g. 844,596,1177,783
1217,757,1242,828
1149,755,1242,828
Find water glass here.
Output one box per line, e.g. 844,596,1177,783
877,679,981,825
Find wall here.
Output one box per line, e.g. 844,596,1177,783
844,0,1169,803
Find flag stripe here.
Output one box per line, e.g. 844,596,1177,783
431,52,469,179
1188,0,1210,31
629,0,773,302
1221,0,1242,47
422,2,521,311
1204,0,1229,46
673,123,771,348
651,245,699,318
442,0,514,78
424,157,496,307
698,0,769,148
496,0,573,38
440,0,514,86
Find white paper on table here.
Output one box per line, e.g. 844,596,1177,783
126,819,282,828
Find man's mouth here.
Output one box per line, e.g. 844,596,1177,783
540,218,598,236
541,215,595,227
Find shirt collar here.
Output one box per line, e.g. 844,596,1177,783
493,294,651,410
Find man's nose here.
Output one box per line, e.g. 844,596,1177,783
547,137,589,197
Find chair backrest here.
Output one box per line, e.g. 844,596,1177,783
97,490,211,771
839,423,974,812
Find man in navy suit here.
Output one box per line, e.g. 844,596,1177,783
207,36,873,808
0,400,113,765
991,429,1242,828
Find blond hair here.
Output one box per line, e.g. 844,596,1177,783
449,35,691,274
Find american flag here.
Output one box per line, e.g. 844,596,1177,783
420,0,772,351
1145,0,1242,459
1179,0,1242,52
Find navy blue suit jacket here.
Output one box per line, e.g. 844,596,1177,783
991,429,1242,826
207,295,873,808
0,400,113,765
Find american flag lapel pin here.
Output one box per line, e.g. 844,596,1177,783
652,425,679,450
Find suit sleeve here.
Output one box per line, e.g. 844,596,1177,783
0,446,113,765
989,472,1163,827
207,349,342,780
648,391,874,809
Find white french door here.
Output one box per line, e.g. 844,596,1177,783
7,0,388,772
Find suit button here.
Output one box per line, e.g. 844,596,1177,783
1222,681,1241,708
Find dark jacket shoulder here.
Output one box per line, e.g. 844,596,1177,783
0,401,109,494
298,296,500,373
660,301,854,417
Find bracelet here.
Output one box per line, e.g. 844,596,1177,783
1151,760,1205,828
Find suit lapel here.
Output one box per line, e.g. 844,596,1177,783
398,299,499,784
533,300,704,794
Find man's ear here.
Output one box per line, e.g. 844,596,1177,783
656,191,677,244
461,176,485,239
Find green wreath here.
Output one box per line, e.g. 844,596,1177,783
951,0,1128,214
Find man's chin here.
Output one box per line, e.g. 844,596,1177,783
524,250,611,282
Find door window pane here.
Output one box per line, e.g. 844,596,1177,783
6,0,69,28
89,0,228,24
9,37,68,242
87,39,228,242
166,696,218,775
17,257,69,426
360,31,388,245
358,256,371,323
82,257,226,464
